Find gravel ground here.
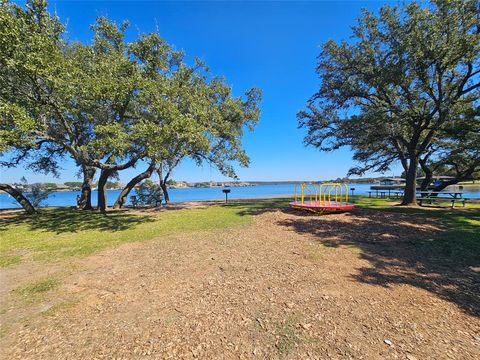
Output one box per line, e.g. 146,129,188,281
1,207,479,359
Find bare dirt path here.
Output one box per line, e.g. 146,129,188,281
1,208,479,359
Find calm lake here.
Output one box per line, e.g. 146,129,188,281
1,183,479,209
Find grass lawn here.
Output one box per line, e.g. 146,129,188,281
0,199,286,265
1,196,478,267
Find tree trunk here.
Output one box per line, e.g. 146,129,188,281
113,162,156,209
160,180,169,203
97,168,114,212
0,183,37,214
78,165,96,210
157,168,170,204
160,182,169,203
401,157,419,206
419,159,433,191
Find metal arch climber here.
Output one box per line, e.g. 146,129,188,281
290,183,354,213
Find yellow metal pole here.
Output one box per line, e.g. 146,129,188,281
328,184,335,203
306,184,313,203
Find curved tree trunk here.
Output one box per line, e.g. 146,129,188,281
401,157,418,206
419,159,433,191
113,162,156,209
0,184,37,214
160,181,170,203
97,168,114,213
432,176,468,193
157,168,170,203
78,165,96,210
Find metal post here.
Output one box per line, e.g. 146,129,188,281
222,189,231,203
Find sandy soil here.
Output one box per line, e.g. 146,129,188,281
1,207,479,359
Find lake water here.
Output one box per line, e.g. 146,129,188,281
1,182,479,209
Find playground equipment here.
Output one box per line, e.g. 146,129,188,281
290,183,355,213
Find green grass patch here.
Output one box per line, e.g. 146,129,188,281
0,254,21,267
273,317,305,355
16,277,58,302
0,199,286,262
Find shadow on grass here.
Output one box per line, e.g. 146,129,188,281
271,206,480,317
0,207,154,234
223,198,293,216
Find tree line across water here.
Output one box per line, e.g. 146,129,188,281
0,0,261,213
1,0,479,213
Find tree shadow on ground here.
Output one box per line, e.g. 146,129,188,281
274,207,480,317
0,207,154,234
225,198,292,217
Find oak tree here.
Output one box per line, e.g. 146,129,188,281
299,0,479,204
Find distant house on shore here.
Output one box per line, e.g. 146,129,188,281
381,177,406,186
371,178,406,191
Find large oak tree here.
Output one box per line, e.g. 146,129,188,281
1,0,261,212
299,0,479,205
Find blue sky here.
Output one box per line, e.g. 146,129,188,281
2,0,403,184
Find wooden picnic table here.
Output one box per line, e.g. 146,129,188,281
416,191,466,207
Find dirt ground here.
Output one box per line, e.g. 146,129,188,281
1,207,479,359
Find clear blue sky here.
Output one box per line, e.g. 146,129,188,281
2,0,403,184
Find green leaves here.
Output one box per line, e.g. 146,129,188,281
1,0,262,185
0,101,36,152
299,0,479,178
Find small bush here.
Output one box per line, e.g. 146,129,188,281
135,180,163,206
25,184,53,207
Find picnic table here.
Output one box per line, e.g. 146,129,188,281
416,191,466,208
368,190,404,199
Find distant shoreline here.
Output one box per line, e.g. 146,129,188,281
2,181,479,193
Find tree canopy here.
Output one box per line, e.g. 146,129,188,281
1,0,261,212
298,0,479,204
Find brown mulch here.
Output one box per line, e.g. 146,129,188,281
1,208,479,359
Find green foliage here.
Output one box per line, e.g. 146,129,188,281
0,0,64,164
25,183,52,207
1,0,261,206
42,182,57,189
105,181,120,189
135,180,163,205
64,182,82,188
423,109,480,186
